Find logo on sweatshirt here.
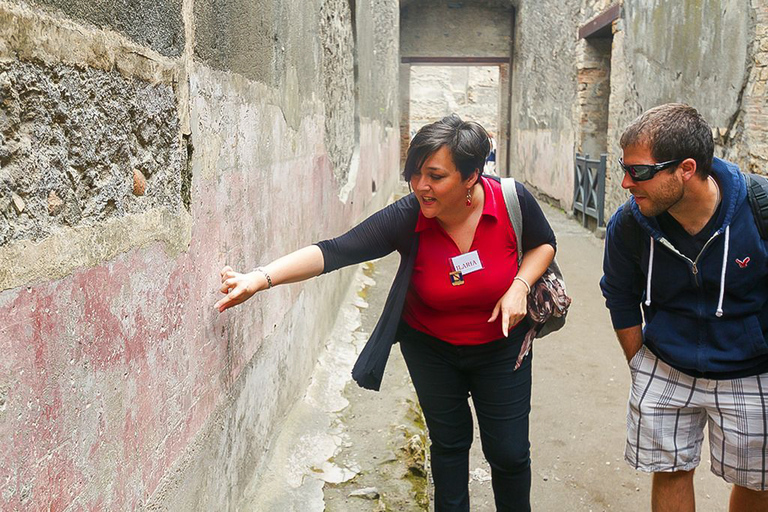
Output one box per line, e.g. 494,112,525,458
736,257,751,268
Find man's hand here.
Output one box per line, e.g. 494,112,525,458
615,325,644,362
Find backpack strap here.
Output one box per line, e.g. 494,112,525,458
619,199,643,262
501,177,524,265
745,173,768,240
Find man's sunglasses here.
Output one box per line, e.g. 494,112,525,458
618,158,684,182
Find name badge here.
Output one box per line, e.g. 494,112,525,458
451,250,483,276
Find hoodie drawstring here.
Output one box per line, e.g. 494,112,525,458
643,227,730,316
645,236,654,307
716,225,730,317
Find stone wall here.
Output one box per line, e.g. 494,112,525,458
509,0,581,206
0,0,400,509
399,0,512,170
508,0,768,217
409,66,500,135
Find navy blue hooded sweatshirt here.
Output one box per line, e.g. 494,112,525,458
601,157,768,379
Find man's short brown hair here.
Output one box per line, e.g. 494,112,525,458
620,103,714,178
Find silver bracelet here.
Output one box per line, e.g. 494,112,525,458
255,267,273,289
513,276,531,294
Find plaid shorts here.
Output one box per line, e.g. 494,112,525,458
626,345,768,490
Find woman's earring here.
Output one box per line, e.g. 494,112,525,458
466,189,472,207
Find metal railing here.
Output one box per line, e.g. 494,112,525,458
573,153,607,228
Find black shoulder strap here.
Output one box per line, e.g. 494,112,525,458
745,173,768,240
620,199,643,262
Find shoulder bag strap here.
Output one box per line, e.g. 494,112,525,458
501,177,524,266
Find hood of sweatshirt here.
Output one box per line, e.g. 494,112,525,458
627,157,746,318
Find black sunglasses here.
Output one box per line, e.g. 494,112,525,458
618,158,684,182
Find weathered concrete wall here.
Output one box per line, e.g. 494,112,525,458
399,0,512,171
509,0,767,217
409,66,500,135
715,2,768,180
623,0,748,129
603,0,754,213
400,0,512,58
509,0,581,207
0,0,400,509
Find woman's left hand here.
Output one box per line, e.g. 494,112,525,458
488,280,529,337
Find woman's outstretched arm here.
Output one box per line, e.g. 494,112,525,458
215,245,324,312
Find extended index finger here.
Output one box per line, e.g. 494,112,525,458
501,311,510,338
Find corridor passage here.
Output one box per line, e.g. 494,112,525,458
242,196,733,512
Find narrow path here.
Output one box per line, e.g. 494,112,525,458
524,202,731,511
323,255,429,512
240,196,733,511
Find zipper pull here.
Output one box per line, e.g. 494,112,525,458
692,262,698,275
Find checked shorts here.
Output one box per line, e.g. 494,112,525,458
626,345,768,490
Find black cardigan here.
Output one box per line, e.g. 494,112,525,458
315,178,556,390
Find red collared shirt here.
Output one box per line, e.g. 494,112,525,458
402,176,519,344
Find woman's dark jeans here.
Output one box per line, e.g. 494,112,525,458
399,324,532,512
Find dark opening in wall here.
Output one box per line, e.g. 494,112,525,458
577,5,618,160
577,37,612,159
182,133,193,212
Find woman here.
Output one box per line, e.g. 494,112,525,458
216,114,556,511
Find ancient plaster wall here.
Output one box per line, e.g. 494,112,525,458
0,0,400,509
603,0,754,214
509,0,765,217
400,0,512,59
716,1,768,179
509,0,581,207
409,66,500,135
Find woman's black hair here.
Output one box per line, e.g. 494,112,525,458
403,114,491,182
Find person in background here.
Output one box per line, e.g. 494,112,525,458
484,130,497,175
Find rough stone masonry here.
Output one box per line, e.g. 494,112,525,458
0,0,400,509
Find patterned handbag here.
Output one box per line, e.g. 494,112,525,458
501,178,572,369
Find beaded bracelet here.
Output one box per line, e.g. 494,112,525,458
255,267,273,289
513,276,531,294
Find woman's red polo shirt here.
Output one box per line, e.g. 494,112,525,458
402,176,519,345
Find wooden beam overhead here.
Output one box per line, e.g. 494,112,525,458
579,4,620,40
401,56,510,65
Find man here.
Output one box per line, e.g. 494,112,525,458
601,103,768,511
